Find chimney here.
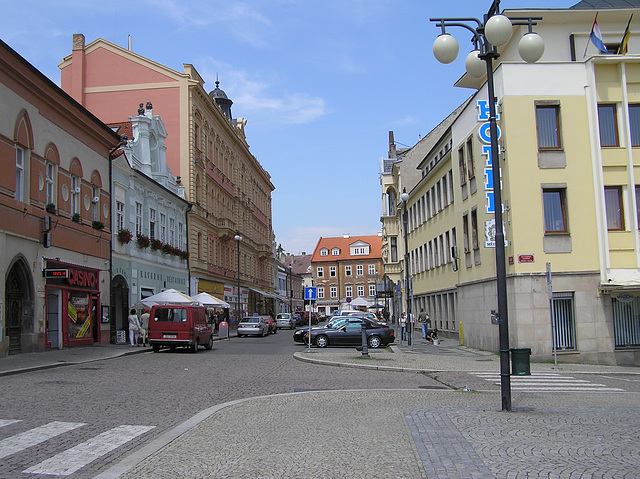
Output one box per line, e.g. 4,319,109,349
70,34,86,105
388,131,397,159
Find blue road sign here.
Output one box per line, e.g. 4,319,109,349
304,287,317,301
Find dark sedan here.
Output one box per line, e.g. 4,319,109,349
303,318,394,349
293,316,354,343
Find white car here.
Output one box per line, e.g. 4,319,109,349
276,313,295,329
237,316,269,337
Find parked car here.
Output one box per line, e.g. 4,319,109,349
295,310,319,325
276,313,295,330
237,316,269,337
264,315,278,334
293,317,350,343
148,304,214,353
303,317,394,349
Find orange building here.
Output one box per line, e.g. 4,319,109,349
311,235,384,315
0,39,121,355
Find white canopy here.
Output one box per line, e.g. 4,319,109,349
350,297,372,307
190,292,230,308
140,289,194,306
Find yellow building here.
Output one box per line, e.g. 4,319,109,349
384,3,640,365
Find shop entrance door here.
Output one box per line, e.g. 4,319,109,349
7,295,21,355
47,292,61,349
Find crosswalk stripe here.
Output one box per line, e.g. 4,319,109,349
23,424,155,476
0,419,21,428
469,372,625,392
0,421,85,459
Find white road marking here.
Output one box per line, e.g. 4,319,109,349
470,372,625,392
23,424,155,476
0,421,85,459
0,419,21,428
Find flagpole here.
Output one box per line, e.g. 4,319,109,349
583,12,598,58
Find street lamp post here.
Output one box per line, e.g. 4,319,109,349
400,188,411,348
234,233,242,324
430,0,544,411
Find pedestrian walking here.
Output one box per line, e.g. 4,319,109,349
400,312,407,341
139,308,150,346
418,308,431,340
128,309,141,347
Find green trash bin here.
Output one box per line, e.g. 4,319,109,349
510,348,531,376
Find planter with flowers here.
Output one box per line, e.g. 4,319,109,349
179,250,190,260
150,238,163,251
136,234,150,249
92,220,105,231
46,203,56,214
117,229,133,245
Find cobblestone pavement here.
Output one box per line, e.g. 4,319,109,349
3,336,640,478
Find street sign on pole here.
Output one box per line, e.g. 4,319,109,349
304,287,317,301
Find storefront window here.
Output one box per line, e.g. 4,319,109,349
68,292,92,339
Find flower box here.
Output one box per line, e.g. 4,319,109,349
117,229,133,244
92,220,105,230
136,234,150,248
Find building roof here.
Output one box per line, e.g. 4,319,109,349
311,235,382,263
570,0,640,8
289,254,312,276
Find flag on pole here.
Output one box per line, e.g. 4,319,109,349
589,13,608,54
617,14,633,54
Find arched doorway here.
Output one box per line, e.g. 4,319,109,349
110,275,129,344
5,257,34,355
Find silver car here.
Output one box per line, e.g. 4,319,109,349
276,313,295,330
237,316,269,337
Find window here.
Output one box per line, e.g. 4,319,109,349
318,287,325,299
471,209,479,250
149,208,156,239
116,201,125,232
332,248,339,256
169,218,175,245
636,186,640,228
160,213,166,242
92,186,100,221
598,104,619,147
458,147,467,186
46,162,56,205
369,284,376,296
604,186,624,230
320,249,328,256
15,147,25,202
357,285,364,297
543,188,568,233
536,105,562,149
71,175,80,216
629,105,640,146
330,287,337,298
346,286,352,298
466,137,475,178
178,222,184,250
390,237,398,263
317,267,324,278
345,265,352,276
368,264,376,275
356,265,363,276
553,292,576,350
135,202,143,236
462,213,470,253
330,266,336,277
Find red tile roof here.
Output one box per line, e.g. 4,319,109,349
311,235,382,263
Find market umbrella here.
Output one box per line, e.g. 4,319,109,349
190,292,230,308
140,289,194,306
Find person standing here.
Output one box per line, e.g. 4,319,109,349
418,308,431,340
128,309,141,347
400,312,407,341
139,308,150,346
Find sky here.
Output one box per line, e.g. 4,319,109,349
1,0,577,255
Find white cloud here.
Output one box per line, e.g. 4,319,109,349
197,59,328,125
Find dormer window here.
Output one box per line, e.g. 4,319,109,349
332,248,340,256
320,248,329,256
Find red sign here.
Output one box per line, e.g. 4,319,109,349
518,254,535,263
46,260,100,291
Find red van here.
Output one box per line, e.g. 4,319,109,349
148,304,214,353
